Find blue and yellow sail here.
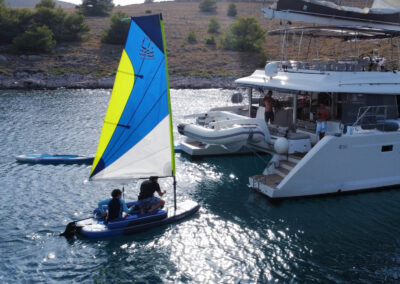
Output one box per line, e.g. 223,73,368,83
90,14,175,181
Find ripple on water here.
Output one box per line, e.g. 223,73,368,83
1,89,400,283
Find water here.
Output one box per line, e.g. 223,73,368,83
1,89,400,283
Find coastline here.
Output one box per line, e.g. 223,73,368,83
0,72,237,90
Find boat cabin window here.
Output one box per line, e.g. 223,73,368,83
341,94,398,126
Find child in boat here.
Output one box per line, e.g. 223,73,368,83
97,189,133,221
137,176,166,214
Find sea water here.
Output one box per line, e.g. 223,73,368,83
1,89,400,283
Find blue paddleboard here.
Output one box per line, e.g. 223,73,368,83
16,154,94,165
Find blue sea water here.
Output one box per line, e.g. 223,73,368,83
1,89,400,283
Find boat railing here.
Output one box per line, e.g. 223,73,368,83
352,105,396,130
275,58,389,72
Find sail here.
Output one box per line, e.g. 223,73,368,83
90,14,175,182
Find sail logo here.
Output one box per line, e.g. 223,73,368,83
140,37,154,60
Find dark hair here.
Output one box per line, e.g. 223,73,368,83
149,176,158,182
111,189,122,198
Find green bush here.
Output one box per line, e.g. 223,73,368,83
101,11,130,44
33,7,66,41
35,0,56,9
13,25,56,53
0,6,33,44
33,7,88,42
199,0,217,13
205,35,216,45
220,17,265,52
62,13,90,41
187,30,197,44
0,1,88,50
79,0,114,16
227,3,237,17
207,17,220,34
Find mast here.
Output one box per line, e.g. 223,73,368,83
160,14,177,211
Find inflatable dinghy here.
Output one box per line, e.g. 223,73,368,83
16,154,94,164
61,200,200,239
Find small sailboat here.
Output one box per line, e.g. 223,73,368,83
61,14,200,238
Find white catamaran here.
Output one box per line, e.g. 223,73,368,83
178,0,400,199
61,14,199,238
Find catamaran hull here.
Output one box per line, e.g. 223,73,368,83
250,132,400,198
74,200,200,239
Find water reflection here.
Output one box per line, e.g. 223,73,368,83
1,89,400,282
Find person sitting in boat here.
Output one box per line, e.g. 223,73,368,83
97,189,133,221
316,102,330,140
137,176,166,214
263,91,275,124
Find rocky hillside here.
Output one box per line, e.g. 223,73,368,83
0,1,397,89
5,0,74,8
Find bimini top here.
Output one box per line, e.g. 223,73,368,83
265,0,400,32
268,26,400,40
90,14,175,182
235,66,400,95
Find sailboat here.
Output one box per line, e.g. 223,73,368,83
60,14,200,238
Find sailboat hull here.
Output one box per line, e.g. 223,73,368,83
75,200,200,239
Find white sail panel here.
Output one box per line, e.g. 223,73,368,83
91,116,173,182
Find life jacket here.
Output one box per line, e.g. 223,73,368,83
107,198,121,222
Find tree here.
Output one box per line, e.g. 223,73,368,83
79,0,114,16
101,11,130,44
0,6,33,44
220,17,265,52
207,17,220,34
13,25,56,53
35,0,56,9
62,13,90,41
227,3,237,17
187,30,197,43
205,35,216,45
199,0,217,13
33,7,66,41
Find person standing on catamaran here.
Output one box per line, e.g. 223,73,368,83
137,176,166,214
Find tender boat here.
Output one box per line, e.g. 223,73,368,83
16,154,94,164
61,14,199,238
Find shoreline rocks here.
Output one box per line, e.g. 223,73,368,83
0,72,237,90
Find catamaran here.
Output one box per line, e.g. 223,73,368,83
61,14,199,238
178,0,400,199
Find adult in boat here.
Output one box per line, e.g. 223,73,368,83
137,176,166,214
263,91,275,124
316,102,330,140
98,189,133,221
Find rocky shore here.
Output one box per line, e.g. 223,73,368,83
0,72,237,90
